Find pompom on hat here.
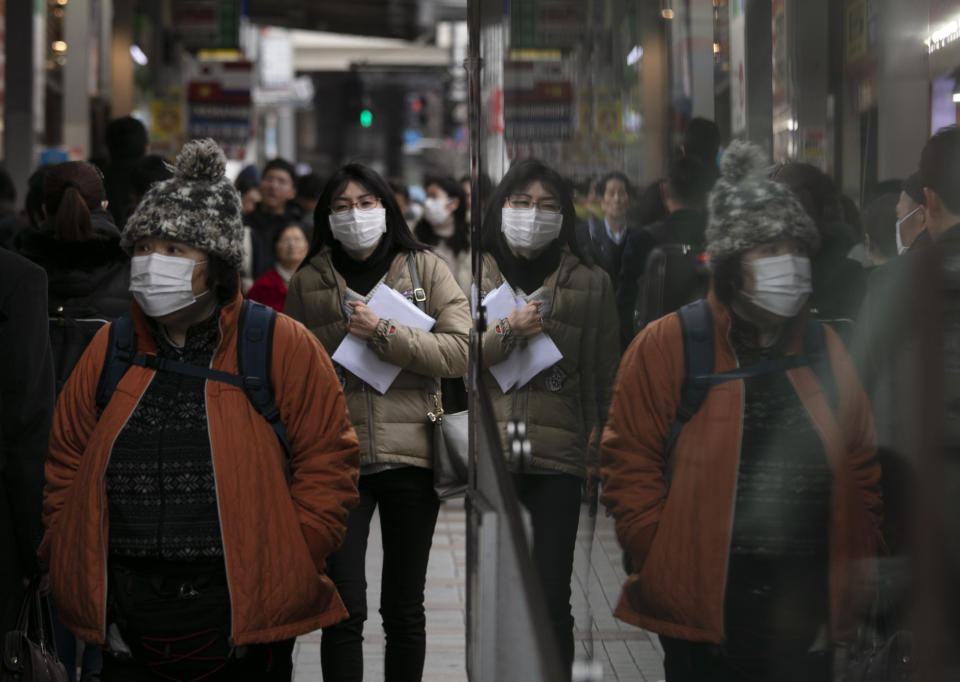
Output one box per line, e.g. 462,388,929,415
121,138,244,267
705,140,820,260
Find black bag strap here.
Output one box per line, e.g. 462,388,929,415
96,314,136,417
406,252,444,417
664,300,714,457
237,300,290,458
94,302,290,457
666,300,837,458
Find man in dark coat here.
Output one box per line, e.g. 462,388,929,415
0,250,55,633
615,155,712,349
245,158,303,278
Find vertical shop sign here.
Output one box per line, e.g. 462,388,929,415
729,0,747,135
846,0,867,64
186,61,253,160
771,0,787,109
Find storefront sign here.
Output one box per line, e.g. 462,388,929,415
925,15,960,53
186,61,253,160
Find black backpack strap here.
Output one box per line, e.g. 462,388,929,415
237,300,290,458
665,300,714,458
95,315,137,418
804,318,838,412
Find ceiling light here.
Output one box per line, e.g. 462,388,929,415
661,8,675,19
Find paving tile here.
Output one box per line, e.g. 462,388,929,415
294,494,663,680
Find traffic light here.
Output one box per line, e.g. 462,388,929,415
360,109,373,128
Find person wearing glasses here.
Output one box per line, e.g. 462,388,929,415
478,158,620,677
285,164,471,682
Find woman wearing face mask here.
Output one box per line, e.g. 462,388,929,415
601,141,881,681
40,139,360,682
414,175,471,294
285,163,470,682
478,158,620,677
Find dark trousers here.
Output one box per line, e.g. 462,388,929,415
660,635,832,682
513,472,582,677
321,467,440,682
100,638,294,681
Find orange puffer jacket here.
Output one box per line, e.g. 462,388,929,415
601,294,882,644
39,294,360,646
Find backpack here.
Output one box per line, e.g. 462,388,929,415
634,241,711,335
621,298,838,574
665,298,838,457
49,306,110,395
95,299,290,457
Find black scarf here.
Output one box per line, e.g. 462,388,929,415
493,239,563,294
330,236,398,296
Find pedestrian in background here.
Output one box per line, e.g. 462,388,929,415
478,158,619,677
102,116,148,229
286,163,470,682
20,161,130,321
0,250,55,635
575,170,635,284
247,223,310,312
246,158,303,277
602,141,881,682
415,174,471,293
40,139,360,682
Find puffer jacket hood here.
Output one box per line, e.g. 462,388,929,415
20,209,130,318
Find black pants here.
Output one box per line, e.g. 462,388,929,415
513,472,582,677
100,639,294,681
321,467,440,682
660,635,832,682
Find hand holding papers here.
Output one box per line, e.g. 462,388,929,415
332,285,436,394
482,283,563,392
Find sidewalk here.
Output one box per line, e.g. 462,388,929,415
292,499,664,681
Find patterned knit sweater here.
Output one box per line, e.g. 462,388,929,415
106,311,224,561
723,315,833,657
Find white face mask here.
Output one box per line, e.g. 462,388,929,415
742,253,812,318
423,197,454,234
501,207,564,257
129,253,208,318
328,207,387,254
895,206,922,255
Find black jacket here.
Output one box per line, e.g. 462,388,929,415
245,202,304,278
615,208,707,348
575,216,629,285
19,209,131,319
0,250,55,631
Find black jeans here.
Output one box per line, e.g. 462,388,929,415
513,472,582,677
100,639,294,681
659,635,832,682
321,466,440,682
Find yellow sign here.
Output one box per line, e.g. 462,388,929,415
151,99,184,143
846,0,867,64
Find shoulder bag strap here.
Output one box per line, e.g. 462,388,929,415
406,252,443,421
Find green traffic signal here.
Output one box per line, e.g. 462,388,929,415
360,109,373,128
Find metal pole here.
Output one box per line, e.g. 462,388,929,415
4,0,37,200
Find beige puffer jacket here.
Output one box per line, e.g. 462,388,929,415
479,250,620,477
286,247,471,468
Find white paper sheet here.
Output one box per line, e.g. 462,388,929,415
482,283,564,391
331,285,436,394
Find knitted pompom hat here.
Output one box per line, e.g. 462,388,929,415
705,140,820,260
121,138,244,267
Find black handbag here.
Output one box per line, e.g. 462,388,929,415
406,253,469,499
1,580,69,682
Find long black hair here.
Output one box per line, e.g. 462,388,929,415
415,175,469,255
480,158,582,260
307,163,426,263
